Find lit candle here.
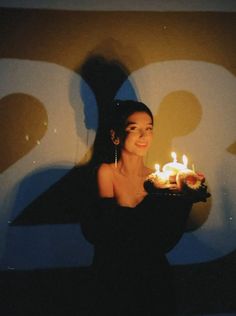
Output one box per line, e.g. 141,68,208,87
172,151,177,163
154,164,160,175
162,152,187,183
154,163,170,182
147,163,171,187
182,155,188,169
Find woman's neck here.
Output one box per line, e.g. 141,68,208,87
118,152,145,177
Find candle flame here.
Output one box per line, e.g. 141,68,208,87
155,164,160,174
171,152,177,162
182,155,188,168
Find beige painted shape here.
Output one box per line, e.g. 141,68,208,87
147,90,202,167
0,93,48,173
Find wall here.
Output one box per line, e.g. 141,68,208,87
0,1,235,314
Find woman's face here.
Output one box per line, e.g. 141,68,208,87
121,111,153,157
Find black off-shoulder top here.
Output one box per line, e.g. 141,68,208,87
80,191,196,315
80,192,193,270
79,170,210,316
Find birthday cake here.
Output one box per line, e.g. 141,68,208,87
146,168,203,191
146,152,204,190
144,152,210,202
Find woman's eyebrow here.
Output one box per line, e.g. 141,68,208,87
126,121,153,126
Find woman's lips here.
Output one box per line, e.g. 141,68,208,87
136,142,148,148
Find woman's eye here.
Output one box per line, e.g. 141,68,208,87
127,126,137,131
126,125,153,133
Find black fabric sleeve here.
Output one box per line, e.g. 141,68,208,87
80,187,207,253
140,194,193,253
161,186,211,252
160,196,193,253
80,197,134,244
142,183,211,253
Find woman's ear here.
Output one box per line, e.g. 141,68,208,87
110,129,120,145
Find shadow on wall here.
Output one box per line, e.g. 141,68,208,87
6,55,136,269
10,53,137,220
77,54,137,166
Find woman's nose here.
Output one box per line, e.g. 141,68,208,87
139,129,147,137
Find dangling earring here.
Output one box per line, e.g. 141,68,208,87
111,132,119,168
115,146,118,168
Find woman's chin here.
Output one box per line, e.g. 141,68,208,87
136,149,149,157
135,144,150,153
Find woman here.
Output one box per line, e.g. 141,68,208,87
81,100,205,315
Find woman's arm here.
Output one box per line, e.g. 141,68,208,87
138,194,193,253
80,164,133,244
162,197,193,253
80,196,134,244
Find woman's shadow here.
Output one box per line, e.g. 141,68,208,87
2,55,136,314
9,54,135,246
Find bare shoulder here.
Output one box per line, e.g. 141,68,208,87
97,163,114,197
97,163,114,177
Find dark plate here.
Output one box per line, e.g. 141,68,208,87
144,180,211,202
